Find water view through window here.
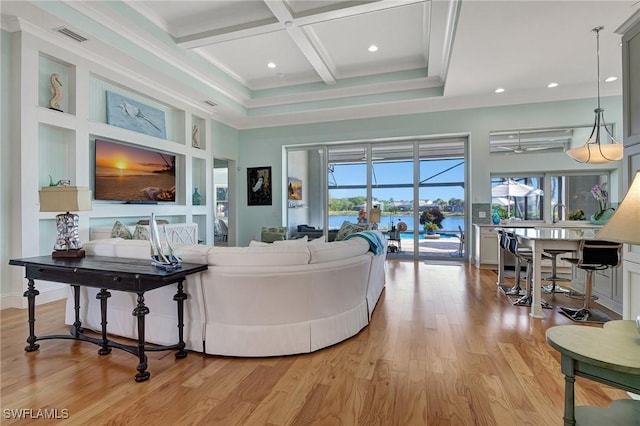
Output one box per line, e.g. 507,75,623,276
326,140,466,259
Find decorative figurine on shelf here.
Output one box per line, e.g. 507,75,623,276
48,175,70,187
49,73,63,112
192,124,200,149
192,187,202,205
492,209,501,225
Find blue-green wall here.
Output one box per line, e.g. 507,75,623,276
235,96,622,245
1,30,14,298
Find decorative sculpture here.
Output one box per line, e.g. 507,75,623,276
192,124,200,148
49,73,63,112
149,213,181,270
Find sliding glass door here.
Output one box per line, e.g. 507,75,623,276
314,138,466,260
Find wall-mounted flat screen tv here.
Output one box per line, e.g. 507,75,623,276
94,138,176,202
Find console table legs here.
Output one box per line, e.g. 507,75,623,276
71,285,83,337
561,355,577,426
173,279,188,359
133,292,150,382
96,289,112,355
23,279,40,352
22,277,186,383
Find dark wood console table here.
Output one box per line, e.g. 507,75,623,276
546,320,640,425
9,255,207,382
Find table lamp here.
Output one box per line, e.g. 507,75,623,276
596,171,640,331
39,186,92,258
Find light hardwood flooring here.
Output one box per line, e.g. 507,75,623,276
1,260,627,425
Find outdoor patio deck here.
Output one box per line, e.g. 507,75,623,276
386,234,463,257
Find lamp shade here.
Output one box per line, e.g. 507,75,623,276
39,186,92,212
566,143,624,164
596,171,640,244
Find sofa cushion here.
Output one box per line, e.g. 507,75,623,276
308,235,326,245
307,238,369,264
207,244,310,266
249,240,270,247
170,243,211,264
274,236,308,246
84,238,125,257
113,239,153,260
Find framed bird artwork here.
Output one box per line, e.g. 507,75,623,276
106,91,167,139
247,166,272,206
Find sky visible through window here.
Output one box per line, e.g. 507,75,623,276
329,159,465,203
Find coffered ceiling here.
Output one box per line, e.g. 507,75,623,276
2,1,639,129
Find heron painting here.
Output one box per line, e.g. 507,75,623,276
247,166,272,206
106,91,167,139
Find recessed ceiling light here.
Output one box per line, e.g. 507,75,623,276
368,45,378,52
494,88,505,93
604,76,618,82
547,82,559,88
267,62,276,69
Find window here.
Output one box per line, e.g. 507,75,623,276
491,176,544,220
491,172,611,222
550,174,610,221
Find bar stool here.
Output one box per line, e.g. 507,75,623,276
541,249,572,294
559,240,622,323
498,230,525,297
507,233,551,309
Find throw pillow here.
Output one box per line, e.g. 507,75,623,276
132,224,149,240
110,221,132,239
335,221,369,241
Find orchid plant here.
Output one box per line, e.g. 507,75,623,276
590,183,609,213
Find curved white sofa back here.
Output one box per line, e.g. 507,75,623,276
67,234,386,357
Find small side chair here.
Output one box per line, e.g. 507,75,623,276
261,226,288,243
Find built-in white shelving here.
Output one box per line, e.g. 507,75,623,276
26,33,214,254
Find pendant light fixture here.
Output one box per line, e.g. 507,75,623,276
566,26,623,164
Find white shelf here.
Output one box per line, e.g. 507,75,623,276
37,107,77,129
25,39,215,249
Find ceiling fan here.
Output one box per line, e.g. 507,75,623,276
495,132,559,154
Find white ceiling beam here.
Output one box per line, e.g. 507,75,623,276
265,0,336,85
176,0,429,49
291,0,429,26
175,19,281,49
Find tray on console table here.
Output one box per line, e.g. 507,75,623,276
9,255,207,382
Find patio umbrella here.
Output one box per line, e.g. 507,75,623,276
492,197,515,206
491,179,540,217
491,179,536,197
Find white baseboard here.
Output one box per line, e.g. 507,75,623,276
0,284,67,310
0,294,24,310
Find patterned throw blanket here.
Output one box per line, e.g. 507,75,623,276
344,230,385,255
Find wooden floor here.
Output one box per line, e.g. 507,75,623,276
1,260,627,425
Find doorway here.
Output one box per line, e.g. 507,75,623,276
213,158,229,246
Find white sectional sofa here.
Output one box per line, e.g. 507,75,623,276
65,232,386,357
